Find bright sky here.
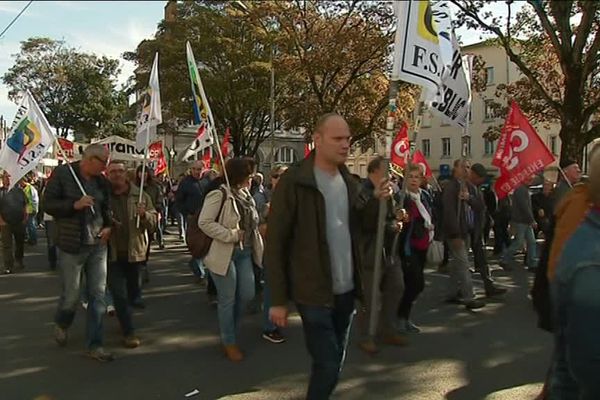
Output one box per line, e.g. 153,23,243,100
0,0,165,123
0,0,520,125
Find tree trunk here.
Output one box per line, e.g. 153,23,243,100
559,67,586,164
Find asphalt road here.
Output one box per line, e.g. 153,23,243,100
0,230,551,400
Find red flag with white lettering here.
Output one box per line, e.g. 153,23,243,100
202,148,211,169
390,122,410,169
492,101,554,199
412,150,432,177
57,138,75,160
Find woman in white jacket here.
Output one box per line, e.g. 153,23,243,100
198,158,263,362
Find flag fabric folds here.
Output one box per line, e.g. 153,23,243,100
390,122,410,169
148,140,167,175
135,52,162,150
412,150,432,177
0,92,55,189
392,0,471,129
182,42,214,159
492,101,555,199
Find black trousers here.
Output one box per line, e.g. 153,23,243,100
1,223,25,271
398,248,427,320
493,216,511,254
471,231,494,290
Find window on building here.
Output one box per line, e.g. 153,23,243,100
274,146,297,164
485,67,494,85
442,137,451,158
422,139,431,157
549,135,558,155
484,138,496,156
462,136,471,157
484,99,496,121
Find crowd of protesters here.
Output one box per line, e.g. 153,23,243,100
0,113,598,399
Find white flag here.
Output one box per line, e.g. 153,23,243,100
391,0,443,94
424,1,472,129
180,123,214,161
0,92,55,189
136,52,162,150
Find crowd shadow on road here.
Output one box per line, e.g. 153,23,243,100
0,235,550,400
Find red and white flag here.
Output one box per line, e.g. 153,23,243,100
202,148,211,169
492,101,554,199
221,127,231,159
390,122,410,169
412,150,432,177
148,140,167,175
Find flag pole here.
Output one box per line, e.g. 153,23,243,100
136,126,150,228
367,79,399,342
28,89,95,215
557,165,573,188
52,136,95,215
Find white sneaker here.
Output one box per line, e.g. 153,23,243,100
107,305,116,316
81,302,88,310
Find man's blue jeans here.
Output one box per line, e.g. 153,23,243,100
209,247,255,345
54,244,108,350
107,260,135,337
502,222,537,268
26,213,37,243
296,291,356,400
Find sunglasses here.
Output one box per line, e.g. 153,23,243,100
271,174,280,179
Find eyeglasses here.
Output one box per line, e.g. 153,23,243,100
271,174,280,179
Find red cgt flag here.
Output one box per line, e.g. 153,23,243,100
304,141,314,159
390,122,410,169
202,148,211,169
492,101,555,199
412,150,432,178
148,140,167,175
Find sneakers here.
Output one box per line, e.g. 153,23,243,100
107,305,116,316
3,269,11,275
405,320,421,333
81,302,88,310
123,335,141,349
54,325,68,347
131,300,146,310
223,344,243,362
262,329,286,344
358,339,379,355
465,299,486,310
87,347,114,362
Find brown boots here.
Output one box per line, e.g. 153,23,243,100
223,344,243,362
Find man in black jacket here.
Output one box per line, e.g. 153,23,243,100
0,173,27,274
44,144,114,362
442,159,485,310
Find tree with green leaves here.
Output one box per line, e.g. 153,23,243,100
125,1,419,157
242,0,418,147
2,37,131,140
452,0,600,163
125,1,274,157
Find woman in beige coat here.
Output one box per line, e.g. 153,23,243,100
198,158,263,362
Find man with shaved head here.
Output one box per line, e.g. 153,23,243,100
44,143,114,361
266,113,392,399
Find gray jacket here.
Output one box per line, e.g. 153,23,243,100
510,185,535,224
441,177,484,239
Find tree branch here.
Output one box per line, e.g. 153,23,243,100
527,0,564,61
572,1,598,63
452,0,562,113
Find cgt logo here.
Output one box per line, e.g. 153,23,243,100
501,129,529,171
394,139,409,160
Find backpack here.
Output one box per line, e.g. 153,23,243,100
185,187,227,259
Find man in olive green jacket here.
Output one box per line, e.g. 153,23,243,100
265,113,390,400
107,162,157,348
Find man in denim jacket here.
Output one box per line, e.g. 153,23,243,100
551,152,600,399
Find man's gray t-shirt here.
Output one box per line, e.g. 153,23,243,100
314,167,354,295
